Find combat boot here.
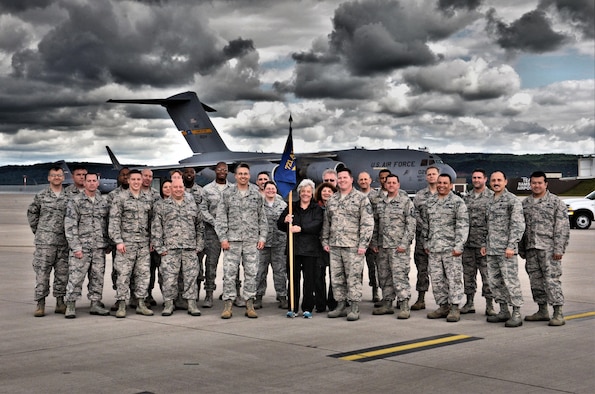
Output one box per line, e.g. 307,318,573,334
136,298,154,316
65,301,76,319
460,294,475,314
446,304,460,322
202,291,213,308
505,306,523,327
549,305,565,326
524,303,550,321
372,299,394,315
187,299,202,316
55,296,66,314
221,300,233,319
278,296,288,309
128,295,138,308
411,291,426,310
34,298,45,317
328,301,348,318
254,295,263,310
427,303,449,319
485,298,496,316
115,300,127,318
162,300,174,316
487,303,510,323
397,299,410,320
89,301,110,316
372,286,380,303
347,301,360,321
245,298,258,318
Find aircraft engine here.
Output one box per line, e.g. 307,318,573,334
305,160,345,184
247,163,279,184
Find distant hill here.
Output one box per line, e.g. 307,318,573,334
0,153,583,186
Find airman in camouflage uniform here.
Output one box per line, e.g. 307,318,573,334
255,181,287,309
411,166,440,310
481,171,525,327
371,174,416,319
27,166,69,317
462,169,495,316
152,179,204,316
422,174,469,322
215,164,267,319
183,167,205,301
63,165,87,198
199,162,232,308
108,169,154,318
519,171,570,326
64,173,111,318
141,168,162,307
322,168,374,321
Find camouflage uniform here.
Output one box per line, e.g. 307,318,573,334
151,196,204,301
186,183,205,286
199,180,231,292
27,188,69,301
412,187,434,293
108,189,153,301
257,196,288,298
63,184,84,199
371,192,416,302
422,192,469,306
519,191,569,306
321,189,374,303
462,188,494,298
64,192,110,302
215,185,267,301
484,189,525,308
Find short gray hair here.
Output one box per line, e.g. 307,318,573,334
297,179,315,194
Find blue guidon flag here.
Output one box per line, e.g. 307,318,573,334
274,115,297,198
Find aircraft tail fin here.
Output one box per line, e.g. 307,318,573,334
108,91,230,154
56,160,73,185
105,146,122,170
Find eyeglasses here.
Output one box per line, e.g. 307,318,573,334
323,179,335,182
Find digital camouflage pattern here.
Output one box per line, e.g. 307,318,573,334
27,187,69,301
322,188,374,303
64,192,110,302
372,192,416,302
485,189,525,307
520,190,570,306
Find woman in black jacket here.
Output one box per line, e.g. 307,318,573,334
277,179,324,318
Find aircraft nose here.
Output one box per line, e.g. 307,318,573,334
440,164,457,182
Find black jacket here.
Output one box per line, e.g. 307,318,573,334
277,200,323,257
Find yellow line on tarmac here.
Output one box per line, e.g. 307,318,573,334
565,311,595,320
339,334,472,361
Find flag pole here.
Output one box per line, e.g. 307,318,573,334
288,190,294,315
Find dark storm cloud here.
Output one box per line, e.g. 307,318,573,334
7,1,253,89
0,0,51,13
502,120,549,136
486,8,568,53
329,0,437,74
540,0,595,39
437,0,482,12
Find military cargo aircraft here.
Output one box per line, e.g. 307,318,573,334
107,91,456,193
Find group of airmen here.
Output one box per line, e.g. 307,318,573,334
27,160,570,327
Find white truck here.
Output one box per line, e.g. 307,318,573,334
566,190,595,230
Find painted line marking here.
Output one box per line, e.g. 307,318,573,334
330,333,482,362
566,311,595,320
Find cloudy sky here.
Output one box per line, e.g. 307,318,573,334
0,0,593,166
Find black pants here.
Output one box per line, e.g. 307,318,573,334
287,255,317,313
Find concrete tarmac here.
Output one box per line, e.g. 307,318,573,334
1,193,594,394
